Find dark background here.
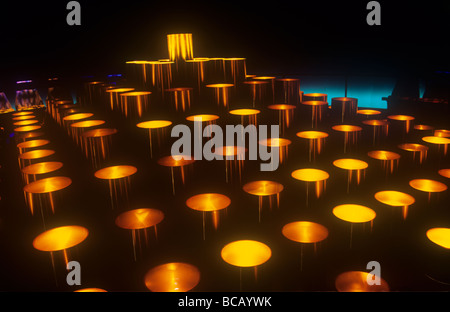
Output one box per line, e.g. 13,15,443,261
1,0,449,88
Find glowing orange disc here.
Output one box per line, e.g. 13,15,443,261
106,88,135,94
357,109,381,116
70,120,105,128
398,143,428,152
186,114,219,122
213,146,247,157
422,136,450,145
243,181,284,196
332,204,376,223
24,176,72,194
362,119,389,126
157,155,195,167
282,221,329,243
267,104,296,111
414,124,434,131
14,125,41,132
374,191,415,207
333,159,368,170
136,120,172,129
21,162,63,175
186,193,231,212
301,100,327,106
74,288,107,292
13,111,34,116
409,179,447,193
33,225,89,252
332,125,362,132
94,165,137,180
205,83,234,88
12,115,36,121
335,271,389,292
144,262,200,292
18,149,55,160
17,139,50,150
438,169,450,178
426,228,450,249
296,131,329,140
81,128,118,138
229,109,260,116
13,119,38,126
259,138,291,147
368,150,401,161
115,208,164,230
291,168,329,182
387,115,414,121
63,113,94,121
221,240,271,268
434,130,450,138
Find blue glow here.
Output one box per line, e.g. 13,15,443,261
298,75,395,109
107,74,122,78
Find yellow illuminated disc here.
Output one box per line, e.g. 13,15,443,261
144,262,200,292
21,162,63,175
14,125,41,132
70,120,105,128
120,91,152,97
24,176,72,194
301,100,328,106
398,143,428,152
438,169,450,178
186,114,219,122
12,115,36,121
18,149,55,160
426,228,450,249
409,179,447,193
63,113,94,121
387,115,415,121
13,111,34,116
33,225,89,252
94,165,137,180
229,109,260,116
362,119,389,126
333,159,368,170
282,221,329,243
243,181,284,196
296,131,329,140
205,83,234,88
374,191,415,207
422,136,450,145
106,88,135,93
259,138,291,147
267,104,297,111
13,119,39,126
17,139,50,150
253,76,276,80
82,128,118,138
414,124,434,131
332,125,362,132
157,155,195,167
74,288,107,292
276,78,299,82
221,240,271,268
186,193,231,212
434,130,450,138
332,204,376,223
357,109,381,116
115,208,164,230
335,271,389,292
137,120,172,129
291,168,329,182
368,150,401,161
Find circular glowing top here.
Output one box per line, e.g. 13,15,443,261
165,87,193,92
296,131,329,140
144,262,200,292
24,176,72,194
388,115,415,121
267,104,297,111
291,168,329,182
18,149,55,160
70,120,105,128
374,191,415,207
33,225,89,252
205,83,234,88
74,288,107,292
81,128,118,138
94,165,138,180
106,88,135,93
276,78,299,82
13,111,34,116
368,150,401,161
137,120,172,129
409,179,447,193
427,228,450,249
223,57,246,61
335,271,389,292
229,109,260,116
17,139,50,150
243,81,268,85
282,221,329,243
414,124,434,131
438,169,450,179
14,125,41,132
422,136,450,145
186,114,219,122
63,113,94,121
221,240,271,268
12,115,36,121
243,180,284,196
157,155,195,167
253,76,276,80
115,208,164,230
332,204,376,223
17,131,44,139
259,138,292,147
301,100,328,106
213,146,247,157
362,119,389,126
21,161,63,175
186,193,231,212
332,125,362,132
305,93,327,97
398,143,429,152
333,158,368,170
13,119,38,126
120,91,152,97
434,130,450,138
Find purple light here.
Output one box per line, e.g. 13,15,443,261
16,80,32,84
